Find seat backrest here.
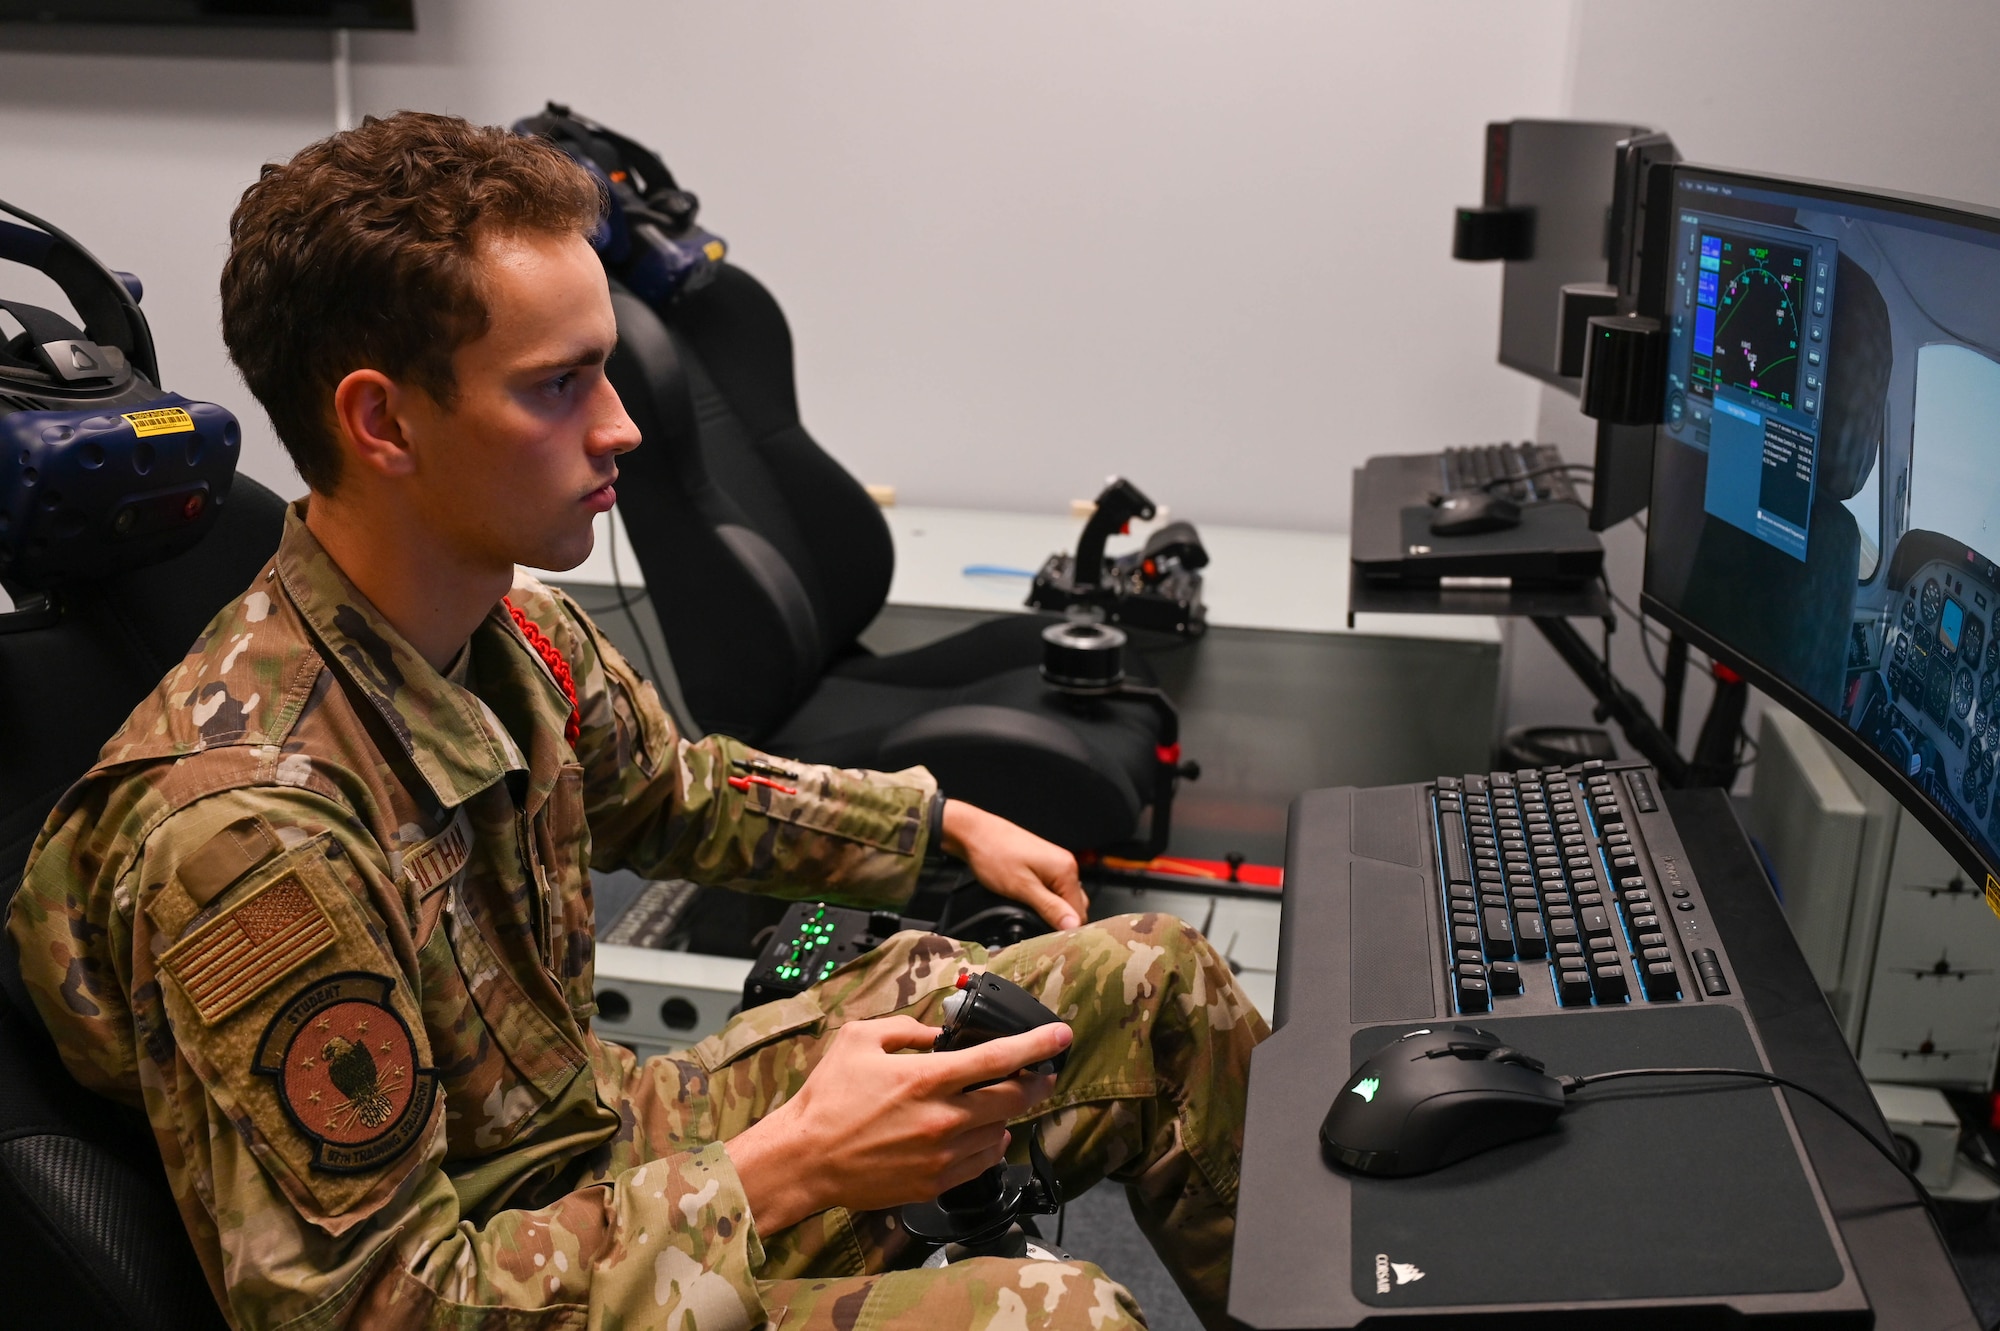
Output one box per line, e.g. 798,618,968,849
605,264,895,741
0,473,285,1331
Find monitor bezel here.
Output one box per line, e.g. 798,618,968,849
1641,160,2000,893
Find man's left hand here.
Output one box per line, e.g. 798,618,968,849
939,800,1087,931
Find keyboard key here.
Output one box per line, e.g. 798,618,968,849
1489,961,1523,995
1641,946,1672,964
1581,907,1613,937
1452,925,1480,947
1553,941,1584,958
1455,948,1483,965
1448,884,1475,902
1482,908,1516,959
1612,855,1639,871
1630,913,1659,932
1457,975,1490,1012
1441,818,1472,884
1700,970,1730,997
1558,969,1594,1004
1637,932,1665,948
1549,917,1578,943
1452,910,1478,928
1514,914,1547,958
1575,892,1604,907
1592,964,1629,1002
1643,962,1681,1000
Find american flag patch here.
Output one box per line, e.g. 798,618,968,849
162,873,337,1024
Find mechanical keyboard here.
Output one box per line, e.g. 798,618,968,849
1433,760,1729,1014
1439,441,1578,505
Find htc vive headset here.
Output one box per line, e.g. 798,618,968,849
0,196,239,598
513,102,728,308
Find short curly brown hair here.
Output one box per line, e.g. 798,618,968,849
221,111,602,493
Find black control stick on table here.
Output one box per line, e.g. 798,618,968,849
1071,477,1157,593
901,972,1070,1263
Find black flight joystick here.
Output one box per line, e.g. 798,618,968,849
901,971,1070,1265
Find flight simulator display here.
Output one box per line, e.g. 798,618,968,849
1645,164,2000,880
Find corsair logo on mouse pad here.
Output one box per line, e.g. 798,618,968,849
1375,1254,1426,1293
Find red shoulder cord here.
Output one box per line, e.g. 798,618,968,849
503,595,581,746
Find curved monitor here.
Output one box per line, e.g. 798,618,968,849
1643,164,2000,892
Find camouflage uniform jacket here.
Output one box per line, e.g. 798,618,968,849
8,503,939,1329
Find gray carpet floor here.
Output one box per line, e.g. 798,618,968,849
1056,1183,1201,1331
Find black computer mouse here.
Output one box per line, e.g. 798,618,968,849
1321,1025,1566,1176
1428,489,1521,536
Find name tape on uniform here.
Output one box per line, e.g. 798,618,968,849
400,809,471,897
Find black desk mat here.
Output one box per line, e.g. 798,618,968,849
1348,1006,1844,1308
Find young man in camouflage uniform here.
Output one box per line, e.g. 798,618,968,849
9,113,1266,1331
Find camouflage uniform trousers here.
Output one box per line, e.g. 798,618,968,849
590,911,1268,1331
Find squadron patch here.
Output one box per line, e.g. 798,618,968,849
254,972,436,1173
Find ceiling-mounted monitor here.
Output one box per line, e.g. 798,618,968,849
0,1,412,28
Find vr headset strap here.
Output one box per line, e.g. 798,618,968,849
0,203,157,383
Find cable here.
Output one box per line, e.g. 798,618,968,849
607,523,666,688
1560,1067,1932,1210
962,564,1037,579
1483,461,1597,492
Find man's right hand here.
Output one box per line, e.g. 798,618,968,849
723,1014,1072,1234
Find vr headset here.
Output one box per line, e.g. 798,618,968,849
513,102,728,307
0,196,240,613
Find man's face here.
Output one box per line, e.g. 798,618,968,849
399,228,639,574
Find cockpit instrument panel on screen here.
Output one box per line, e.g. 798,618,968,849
1645,167,2000,882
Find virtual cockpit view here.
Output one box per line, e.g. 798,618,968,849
1648,169,2000,866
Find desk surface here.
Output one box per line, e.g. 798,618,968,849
1231,785,1975,1329
552,504,1501,644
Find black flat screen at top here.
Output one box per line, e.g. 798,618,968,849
1644,163,2000,892
0,1,412,27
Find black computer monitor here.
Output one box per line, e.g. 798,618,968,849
1643,163,2000,892
1486,119,1648,390
1460,119,1677,532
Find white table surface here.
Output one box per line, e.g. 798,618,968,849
553,504,1499,644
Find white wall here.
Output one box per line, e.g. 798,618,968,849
3,1,1571,529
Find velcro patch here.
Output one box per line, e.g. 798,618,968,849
254,972,437,1174
176,814,284,908
162,872,337,1024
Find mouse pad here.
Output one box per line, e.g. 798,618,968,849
1347,1005,1845,1308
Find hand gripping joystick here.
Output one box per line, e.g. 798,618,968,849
901,972,1069,1264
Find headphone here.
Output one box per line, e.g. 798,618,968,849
513,102,729,308
0,196,239,606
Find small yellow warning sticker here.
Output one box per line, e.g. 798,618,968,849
1986,874,2000,923
122,406,194,438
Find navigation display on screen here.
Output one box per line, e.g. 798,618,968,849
1647,167,2000,873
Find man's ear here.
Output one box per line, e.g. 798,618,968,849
330,368,419,479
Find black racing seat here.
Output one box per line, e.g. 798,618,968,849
605,264,1174,851
0,474,286,1331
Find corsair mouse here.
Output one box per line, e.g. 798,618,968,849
1428,489,1521,536
1321,1025,1566,1176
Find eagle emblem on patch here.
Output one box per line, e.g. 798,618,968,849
253,972,436,1173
